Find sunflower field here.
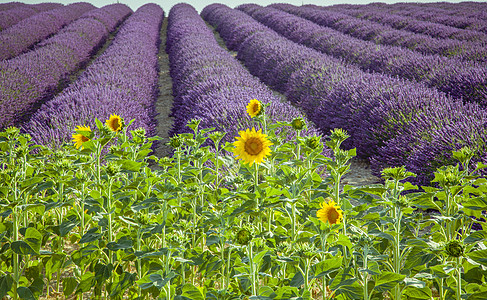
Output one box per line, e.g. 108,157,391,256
1,1,487,300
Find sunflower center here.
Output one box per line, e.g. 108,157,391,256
81,136,89,142
327,208,339,224
252,103,260,114
244,137,263,155
111,119,120,131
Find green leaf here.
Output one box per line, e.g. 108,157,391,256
138,271,175,291
463,197,487,211
373,272,406,292
0,274,13,299
59,216,79,237
229,200,257,216
76,272,95,293
335,282,362,299
63,277,78,297
107,236,132,251
464,230,487,244
17,286,35,300
336,234,353,250
120,159,144,172
11,241,37,256
402,286,432,299
79,227,101,244
94,263,113,284
24,227,42,254
467,249,487,266
313,257,342,278
180,283,205,300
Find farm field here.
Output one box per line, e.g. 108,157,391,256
0,1,486,299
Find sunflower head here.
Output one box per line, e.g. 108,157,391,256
291,117,306,131
445,240,464,258
235,228,252,245
246,99,263,118
233,127,273,166
316,198,343,225
106,114,124,132
72,125,91,149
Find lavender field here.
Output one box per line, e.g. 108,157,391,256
0,1,486,299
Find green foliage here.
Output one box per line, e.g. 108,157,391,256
0,116,485,300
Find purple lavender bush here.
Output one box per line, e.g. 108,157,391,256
23,4,163,149
203,3,487,186
0,3,132,130
245,4,487,106
167,3,322,149
0,2,95,60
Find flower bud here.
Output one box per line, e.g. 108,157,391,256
445,240,464,258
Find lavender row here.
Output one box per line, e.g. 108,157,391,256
273,4,487,64
241,4,487,106
0,3,63,31
202,3,487,185
346,3,487,35
167,3,321,149
333,6,487,43
23,4,163,148
0,2,25,11
0,2,95,60
0,4,131,129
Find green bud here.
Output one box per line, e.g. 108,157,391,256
106,162,121,177
169,136,182,149
445,240,464,258
235,228,252,246
291,117,306,131
305,135,322,150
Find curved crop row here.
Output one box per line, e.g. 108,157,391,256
0,3,63,31
242,4,487,106
0,2,25,11
23,4,164,148
202,3,487,185
0,4,132,129
390,5,487,33
0,2,95,60
335,7,487,43
273,4,487,64
167,3,321,148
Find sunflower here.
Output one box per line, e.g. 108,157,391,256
72,125,91,149
106,114,123,132
316,199,343,225
246,99,262,118
233,128,272,166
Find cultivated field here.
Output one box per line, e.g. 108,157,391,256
0,1,486,299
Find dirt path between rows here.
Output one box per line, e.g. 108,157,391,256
151,17,380,186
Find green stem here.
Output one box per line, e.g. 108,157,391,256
363,244,369,300
248,244,257,296
107,179,114,265
12,207,19,300
456,257,462,300
291,203,296,242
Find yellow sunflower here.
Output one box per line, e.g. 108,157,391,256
316,199,343,225
233,128,272,166
106,114,123,132
72,125,91,149
246,99,262,118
